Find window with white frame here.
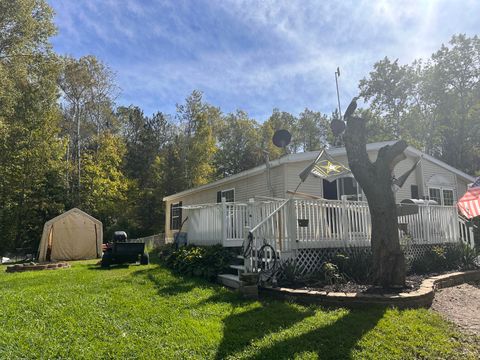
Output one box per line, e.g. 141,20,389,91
170,202,182,230
442,189,455,206
216,189,235,203
338,177,364,201
428,187,455,205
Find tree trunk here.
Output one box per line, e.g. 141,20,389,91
344,115,406,287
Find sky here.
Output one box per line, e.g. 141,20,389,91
48,0,480,121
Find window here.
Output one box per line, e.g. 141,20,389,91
429,188,441,204
442,189,454,206
428,187,455,205
216,189,235,203
338,177,363,201
170,202,182,230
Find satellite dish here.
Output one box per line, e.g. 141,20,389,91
330,119,346,137
272,129,292,148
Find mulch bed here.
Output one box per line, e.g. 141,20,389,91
282,274,431,295
5,262,70,273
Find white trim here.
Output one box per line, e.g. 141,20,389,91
427,186,455,206
163,141,475,201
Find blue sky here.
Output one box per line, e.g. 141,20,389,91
49,0,480,121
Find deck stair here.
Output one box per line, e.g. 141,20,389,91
217,248,246,289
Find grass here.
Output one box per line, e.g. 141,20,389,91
0,260,478,360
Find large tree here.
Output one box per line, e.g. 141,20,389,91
0,0,66,253
215,110,263,177
360,34,480,175
344,101,407,287
58,55,118,205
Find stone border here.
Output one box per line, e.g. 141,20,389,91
260,270,480,308
5,262,70,273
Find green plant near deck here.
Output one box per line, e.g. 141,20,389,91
410,243,479,274
332,249,374,284
158,243,234,281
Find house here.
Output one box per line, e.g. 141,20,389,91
163,141,475,243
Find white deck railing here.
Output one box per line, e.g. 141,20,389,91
185,199,285,247
185,198,473,249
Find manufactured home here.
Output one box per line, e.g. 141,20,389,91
164,141,474,240
163,141,476,284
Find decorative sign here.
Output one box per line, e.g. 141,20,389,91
297,219,309,227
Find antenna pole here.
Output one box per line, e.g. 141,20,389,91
335,67,342,118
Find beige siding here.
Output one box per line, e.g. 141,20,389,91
421,159,457,201
393,156,418,202
456,176,469,198
164,165,285,240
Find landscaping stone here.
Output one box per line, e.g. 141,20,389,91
260,269,480,309
5,262,70,273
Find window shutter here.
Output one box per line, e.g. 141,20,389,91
170,203,174,229
217,191,222,203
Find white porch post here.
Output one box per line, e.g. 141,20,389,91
286,198,298,257
244,226,252,272
221,198,227,245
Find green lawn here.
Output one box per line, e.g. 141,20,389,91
0,260,478,360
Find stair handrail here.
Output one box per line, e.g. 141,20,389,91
249,199,290,234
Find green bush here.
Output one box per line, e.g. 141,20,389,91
157,244,234,281
332,249,373,284
410,243,479,275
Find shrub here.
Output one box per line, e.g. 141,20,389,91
409,243,479,275
157,244,234,281
332,249,373,284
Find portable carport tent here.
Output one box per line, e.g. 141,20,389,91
38,208,103,262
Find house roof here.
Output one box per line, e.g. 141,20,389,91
163,141,476,201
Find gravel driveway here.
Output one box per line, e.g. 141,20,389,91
431,282,480,335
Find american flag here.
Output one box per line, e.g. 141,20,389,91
457,177,480,219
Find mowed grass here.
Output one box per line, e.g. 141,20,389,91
0,260,478,360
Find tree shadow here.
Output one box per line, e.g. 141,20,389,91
220,306,386,359
214,302,316,360
130,265,211,297
87,263,131,271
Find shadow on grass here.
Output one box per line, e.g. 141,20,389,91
217,306,386,360
214,302,317,360
87,263,131,271
131,265,207,297
130,262,385,359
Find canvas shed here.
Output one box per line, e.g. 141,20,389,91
37,208,103,262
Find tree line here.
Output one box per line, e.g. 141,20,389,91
0,1,479,254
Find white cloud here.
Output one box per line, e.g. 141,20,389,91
49,0,480,120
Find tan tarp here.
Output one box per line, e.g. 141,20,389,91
37,208,103,262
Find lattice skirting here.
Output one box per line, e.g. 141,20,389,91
279,243,461,277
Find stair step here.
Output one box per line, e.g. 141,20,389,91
230,264,246,272
217,274,242,289
236,255,244,260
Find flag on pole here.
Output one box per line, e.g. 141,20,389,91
457,177,480,219
392,157,422,192
299,149,351,183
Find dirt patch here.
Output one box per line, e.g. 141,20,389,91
431,282,480,335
